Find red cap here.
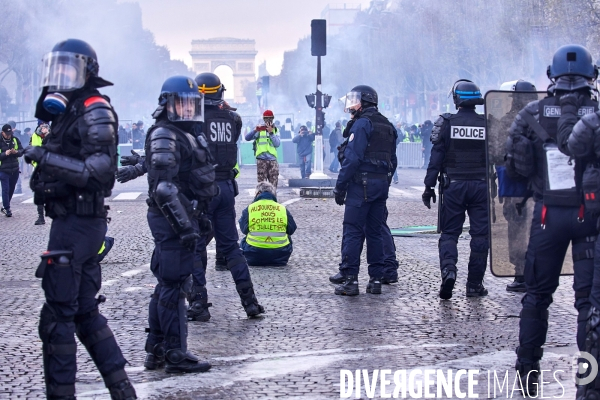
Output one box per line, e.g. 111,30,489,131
263,110,274,117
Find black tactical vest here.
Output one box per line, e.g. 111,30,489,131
361,108,396,168
443,110,486,180
536,95,598,206
204,107,238,180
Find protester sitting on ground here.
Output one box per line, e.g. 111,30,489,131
238,181,297,266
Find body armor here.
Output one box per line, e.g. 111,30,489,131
203,107,241,180
360,108,396,168
443,110,486,180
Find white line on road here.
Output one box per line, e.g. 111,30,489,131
281,198,301,206
22,197,34,204
121,269,142,277
112,192,142,201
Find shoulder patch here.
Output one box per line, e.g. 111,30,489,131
84,96,109,108
349,133,355,142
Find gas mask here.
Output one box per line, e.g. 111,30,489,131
43,92,69,115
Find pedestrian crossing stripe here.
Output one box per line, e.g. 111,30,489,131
112,192,142,201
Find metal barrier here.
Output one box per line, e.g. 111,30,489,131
397,142,423,168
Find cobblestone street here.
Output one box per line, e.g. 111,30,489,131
0,167,581,399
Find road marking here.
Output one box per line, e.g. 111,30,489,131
411,186,424,191
22,197,34,204
121,269,142,277
281,198,301,206
112,192,142,201
12,193,23,197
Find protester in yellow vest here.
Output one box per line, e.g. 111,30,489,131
245,110,280,188
31,123,49,225
238,181,296,266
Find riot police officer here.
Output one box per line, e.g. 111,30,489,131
558,81,600,400
328,85,397,295
505,45,599,396
23,39,136,399
143,75,217,373
422,79,488,300
194,72,264,317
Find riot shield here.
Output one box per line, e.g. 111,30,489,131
484,90,574,277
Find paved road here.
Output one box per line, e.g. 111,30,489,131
0,167,580,399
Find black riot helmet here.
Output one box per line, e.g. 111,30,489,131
548,45,598,92
158,76,203,122
513,79,536,92
194,72,225,106
450,79,484,109
41,39,102,91
344,85,378,113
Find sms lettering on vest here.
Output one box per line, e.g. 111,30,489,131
209,121,232,142
247,200,289,249
450,126,486,140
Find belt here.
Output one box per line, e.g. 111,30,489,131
354,172,389,180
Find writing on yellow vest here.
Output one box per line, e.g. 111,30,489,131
254,130,278,159
246,199,289,249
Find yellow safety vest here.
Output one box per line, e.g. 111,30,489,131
246,199,289,249
0,138,18,166
31,134,42,167
254,130,278,158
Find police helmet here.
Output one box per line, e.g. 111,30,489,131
41,39,100,91
194,72,225,106
513,80,536,92
450,79,484,109
159,76,203,122
547,44,598,80
344,85,378,112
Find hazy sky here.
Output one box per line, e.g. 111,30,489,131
118,0,371,76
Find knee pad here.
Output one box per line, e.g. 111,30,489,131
573,236,596,263
39,303,76,352
74,309,115,353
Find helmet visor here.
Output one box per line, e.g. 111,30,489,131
344,91,362,113
41,51,87,91
166,92,203,122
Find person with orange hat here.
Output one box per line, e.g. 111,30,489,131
245,109,281,188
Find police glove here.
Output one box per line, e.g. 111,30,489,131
422,186,436,209
120,150,142,166
116,165,141,183
333,187,346,206
198,214,212,235
23,146,46,164
180,230,201,251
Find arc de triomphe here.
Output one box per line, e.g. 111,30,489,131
190,38,257,104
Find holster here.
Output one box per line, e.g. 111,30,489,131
36,250,73,278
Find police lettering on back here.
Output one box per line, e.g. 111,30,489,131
450,126,486,140
209,121,232,142
543,105,595,117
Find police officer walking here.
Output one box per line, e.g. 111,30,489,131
422,79,489,300
329,85,397,295
23,39,136,400
143,75,216,373
505,45,599,396
194,72,265,317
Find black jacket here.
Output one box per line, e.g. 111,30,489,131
0,135,23,173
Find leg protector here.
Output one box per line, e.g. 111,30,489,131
187,285,212,322
103,369,137,400
467,235,489,284
576,307,600,400
39,303,77,399
515,356,541,398
236,280,265,317
144,329,165,370
439,260,457,300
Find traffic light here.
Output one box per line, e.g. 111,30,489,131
323,94,332,108
305,94,316,108
311,19,326,56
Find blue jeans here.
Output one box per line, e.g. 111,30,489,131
329,154,339,172
0,170,19,210
299,153,312,178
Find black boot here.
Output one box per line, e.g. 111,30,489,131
236,281,265,317
165,349,211,374
334,275,359,296
381,273,398,284
515,360,540,397
506,276,526,293
187,285,212,322
35,216,45,225
439,266,456,300
144,341,165,370
366,277,382,294
329,272,346,284
466,281,488,297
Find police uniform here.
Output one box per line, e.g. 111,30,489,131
332,102,397,295
196,72,265,317
24,39,136,399
505,44,600,397
143,76,216,374
425,108,488,296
